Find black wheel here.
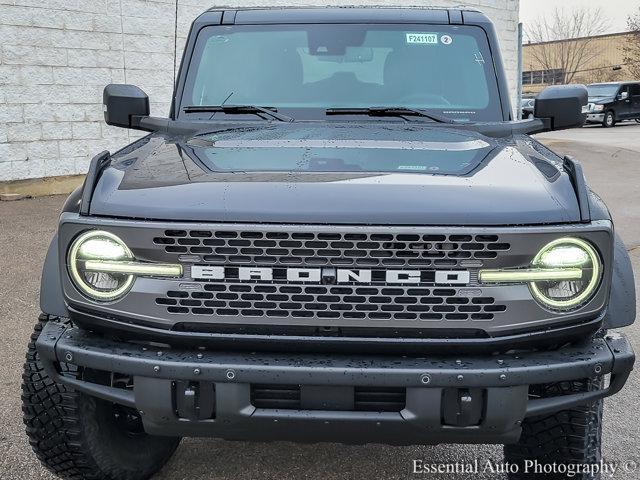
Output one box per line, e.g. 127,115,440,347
22,315,180,480
602,111,615,128
504,379,603,479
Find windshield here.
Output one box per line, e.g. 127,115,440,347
181,24,503,122
587,84,620,97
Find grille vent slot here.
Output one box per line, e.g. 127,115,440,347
156,284,506,322
154,230,510,267
251,384,301,409
250,384,406,412
354,387,406,412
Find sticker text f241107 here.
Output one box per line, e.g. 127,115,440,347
405,33,438,44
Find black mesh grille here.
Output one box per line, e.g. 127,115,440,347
154,229,510,267
156,284,506,322
250,384,406,412
251,384,301,409
354,387,406,412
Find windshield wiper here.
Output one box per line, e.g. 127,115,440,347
183,105,294,122
326,107,455,124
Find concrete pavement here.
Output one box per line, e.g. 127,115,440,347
537,123,640,155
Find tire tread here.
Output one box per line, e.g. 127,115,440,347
22,314,178,480
504,379,603,480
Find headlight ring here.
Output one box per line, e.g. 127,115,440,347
528,237,601,311
68,230,136,301
479,237,602,311
68,230,182,302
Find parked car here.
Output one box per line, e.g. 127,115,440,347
23,7,635,480
520,96,535,119
586,81,640,127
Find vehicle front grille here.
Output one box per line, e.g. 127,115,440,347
63,219,611,343
156,284,506,322
154,229,510,268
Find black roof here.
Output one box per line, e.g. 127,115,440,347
196,6,488,25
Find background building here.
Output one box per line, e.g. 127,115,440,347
522,31,637,95
0,0,520,190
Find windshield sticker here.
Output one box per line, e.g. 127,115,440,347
440,35,453,45
474,52,485,65
398,165,428,171
443,110,477,115
405,33,438,45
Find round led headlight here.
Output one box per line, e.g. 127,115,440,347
529,237,601,310
68,230,135,301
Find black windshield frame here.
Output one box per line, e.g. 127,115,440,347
177,22,505,123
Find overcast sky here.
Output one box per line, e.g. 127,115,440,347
520,0,640,38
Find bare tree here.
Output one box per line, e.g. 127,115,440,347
526,7,609,84
577,64,620,84
623,8,640,79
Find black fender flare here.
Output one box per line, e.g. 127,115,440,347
604,233,636,329
40,234,68,318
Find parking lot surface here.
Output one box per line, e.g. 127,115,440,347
1,125,639,479
537,122,640,153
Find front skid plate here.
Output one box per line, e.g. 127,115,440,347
35,321,634,443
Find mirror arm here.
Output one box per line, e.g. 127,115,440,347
133,115,168,132
511,118,550,135
469,118,549,138
134,116,217,136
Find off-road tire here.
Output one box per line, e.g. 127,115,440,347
22,315,181,480
504,379,603,480
602,111,615,128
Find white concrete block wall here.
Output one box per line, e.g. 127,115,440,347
0,0,519,182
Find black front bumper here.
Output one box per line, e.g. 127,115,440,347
37,321,634,445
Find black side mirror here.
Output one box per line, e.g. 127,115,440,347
103,84,150,129
534,84,588,131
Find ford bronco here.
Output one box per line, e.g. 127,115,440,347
23,7,635,480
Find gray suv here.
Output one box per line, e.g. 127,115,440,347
23,7,635,480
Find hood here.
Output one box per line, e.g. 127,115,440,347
90,123,580,225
